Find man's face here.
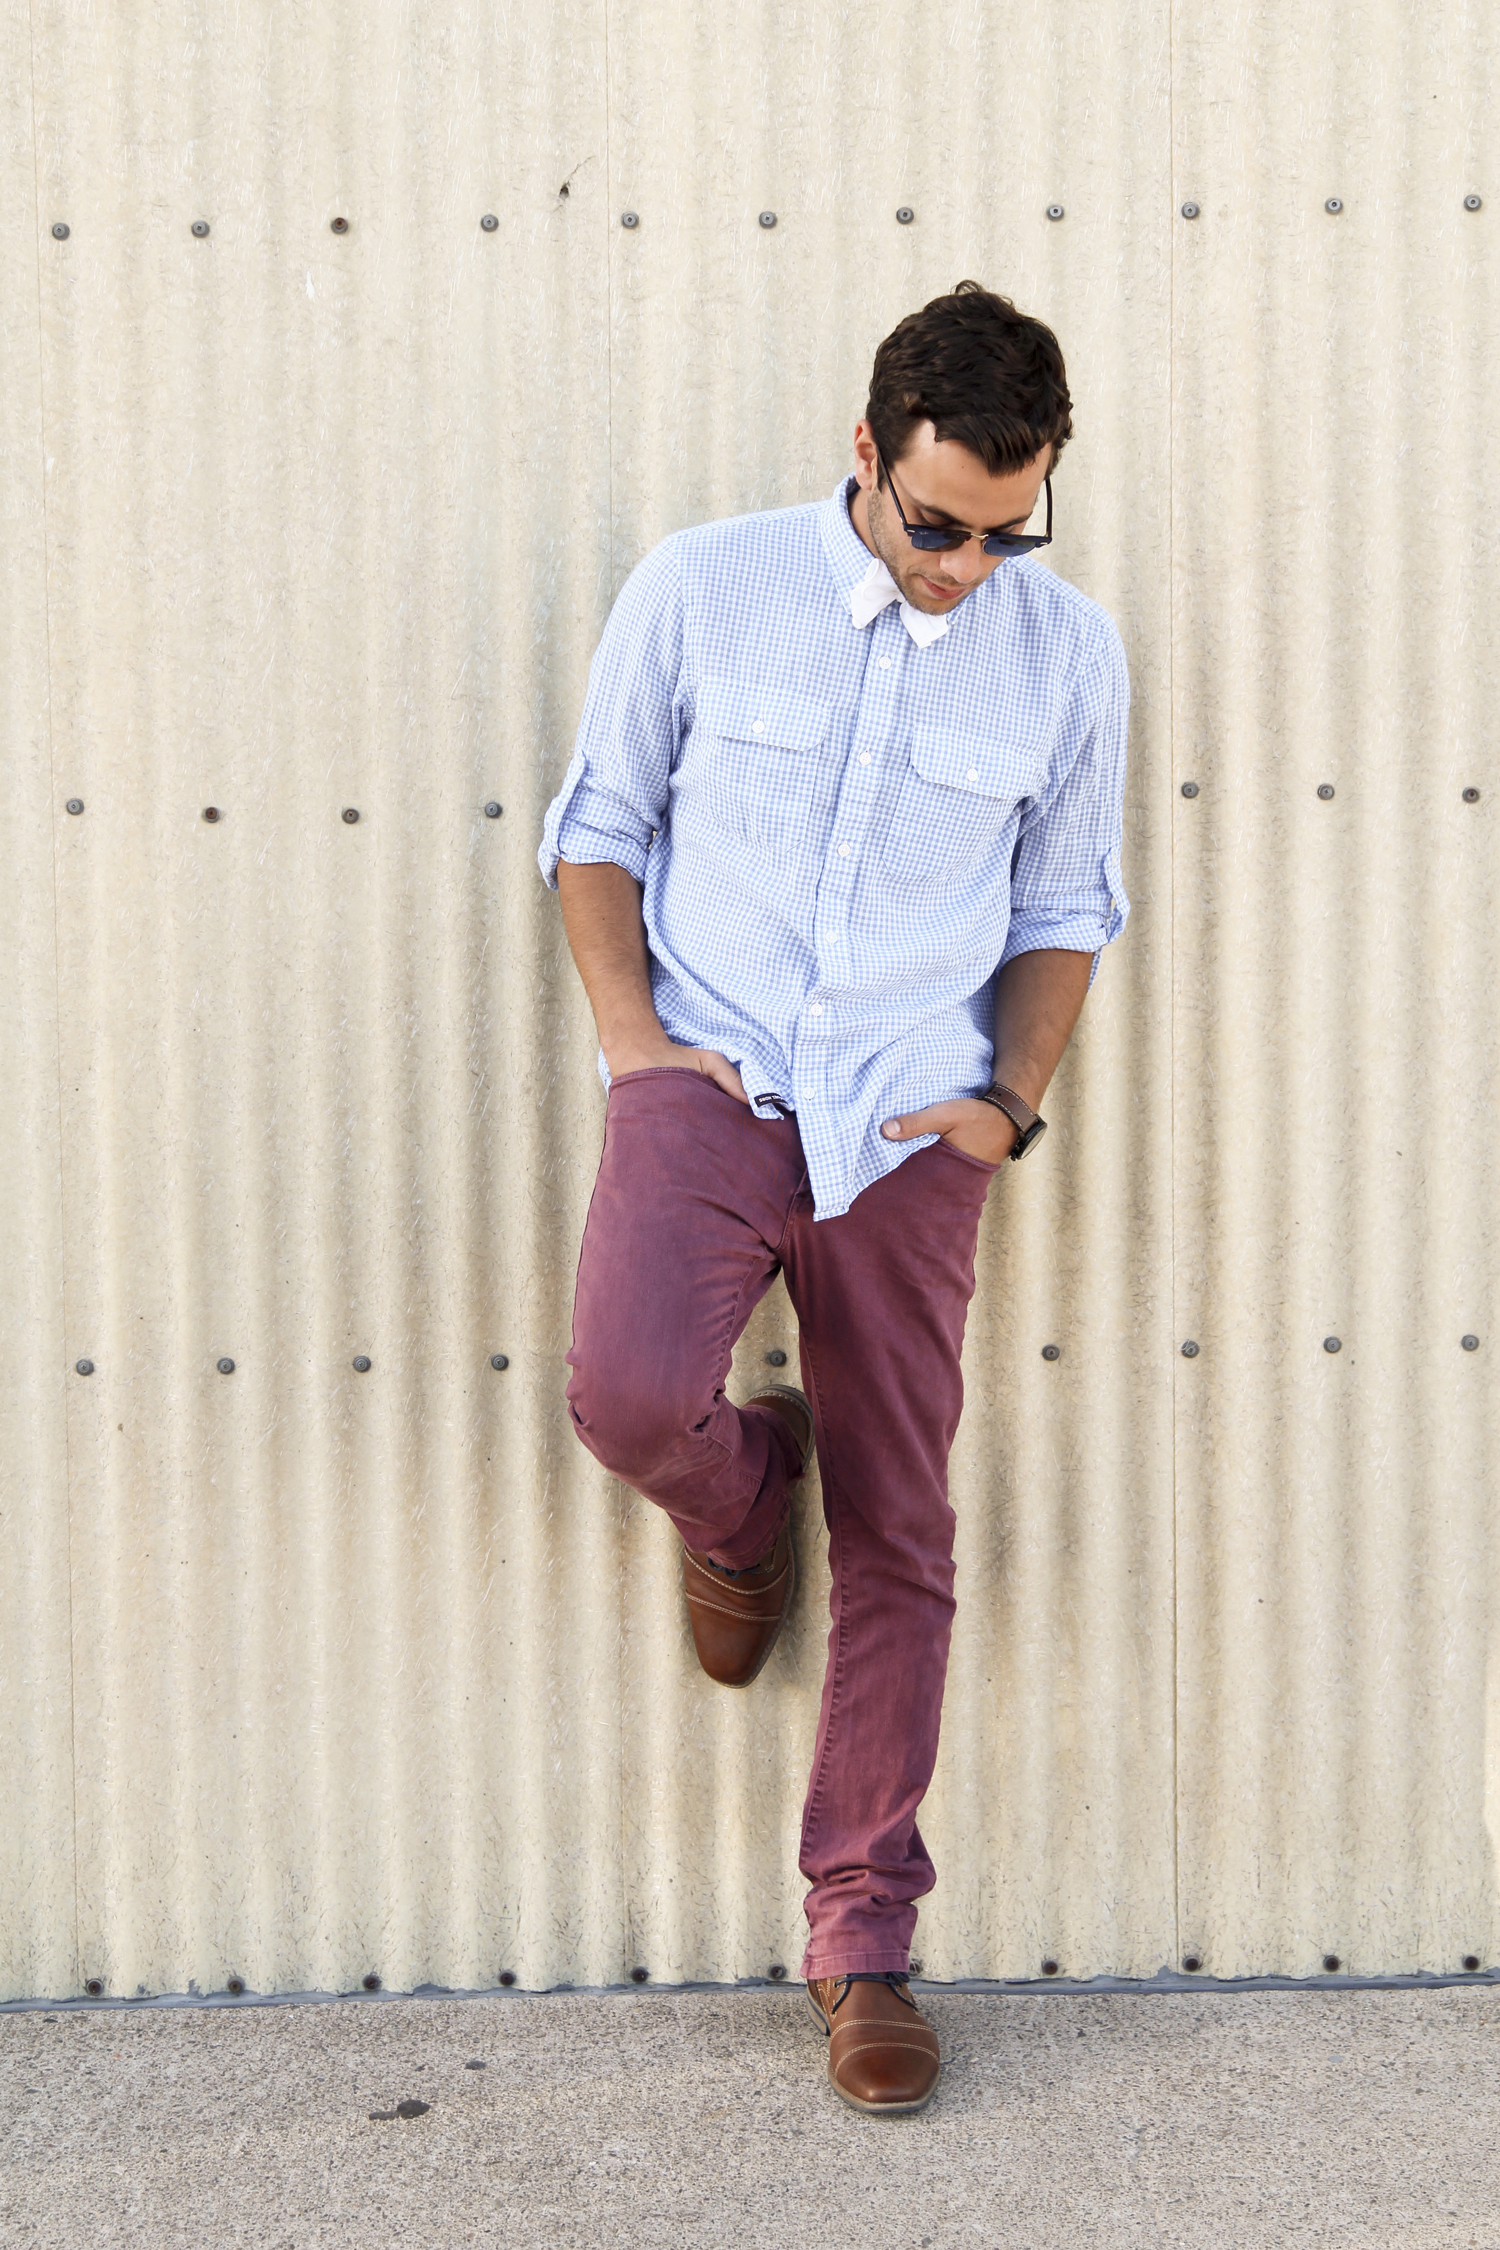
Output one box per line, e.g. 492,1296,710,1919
850,419,1052,616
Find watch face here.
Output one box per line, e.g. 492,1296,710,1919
1011,1116,1048,1160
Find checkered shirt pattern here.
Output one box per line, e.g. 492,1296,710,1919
539,478,1130,1219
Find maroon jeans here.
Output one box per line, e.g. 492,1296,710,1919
566,1065,998,1977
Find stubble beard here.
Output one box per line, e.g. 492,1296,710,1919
866,480,969,616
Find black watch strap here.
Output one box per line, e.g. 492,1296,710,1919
977,1082,1048,1160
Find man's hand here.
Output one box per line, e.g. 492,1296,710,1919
556,861,750,1106
881,948,1096,1168
606,1028,750,1106
881,1099,1017,1164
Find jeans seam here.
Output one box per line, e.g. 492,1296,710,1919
704,1251,787,1511
773,1163,812,1260
796,1325,845,1863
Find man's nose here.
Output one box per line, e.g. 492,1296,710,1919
938,537,989,584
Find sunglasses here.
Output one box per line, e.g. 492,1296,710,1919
878,452,1053,558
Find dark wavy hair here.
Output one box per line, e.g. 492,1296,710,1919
865,281,1073,476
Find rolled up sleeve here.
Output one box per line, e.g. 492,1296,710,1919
538,540,686,890
999,622,1130,978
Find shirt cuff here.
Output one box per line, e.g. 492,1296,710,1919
540,791,653,890
999,902,1123,969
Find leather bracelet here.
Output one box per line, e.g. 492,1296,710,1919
976,1082,1048,1161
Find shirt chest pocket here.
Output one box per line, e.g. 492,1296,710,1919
682,679,836,858
878,726,1047,889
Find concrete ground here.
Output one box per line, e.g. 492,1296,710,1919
2,1985,1497,2247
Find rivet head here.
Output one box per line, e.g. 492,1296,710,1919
1462,1334,1480,1351
895,206,914,225
352,1355,372,1373
1464,194,1482,212
768,1963,787,1979
1042,1343,1061,1362
1180,1340,1199,1358
1041,1958,1060,1976
65,798,84,815
202,805,221,822
1317,782,1336,800
75,1358,95,1376
489,1353,509,1370
758,210,778,228
1046,204,1065,221
342,806,360,823
498,1971,517,1987
217,1357,235,1375
1322,1953,1341,1972
1325,197,1343,214
620,211,639,229
1323,1335,1342,1353
484,800,502,819
1463,786,1480,802
362,1973,381,1991
330,216,349,234
84,1977,103,1996
630,1966,649,1983
191,219,210,237
226,1976,245,1995
1181,780,1200,798
765,1348,788,1367
480,213,499,231
52,221,70,240
1181,201,1201,219
1463,1954,1482,1970
1182,1954,1202,1972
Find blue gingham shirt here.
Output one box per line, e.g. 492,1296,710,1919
539,478,1129,1219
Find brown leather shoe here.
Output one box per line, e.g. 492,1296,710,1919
805,1974,941,2115
682,1386,814,1687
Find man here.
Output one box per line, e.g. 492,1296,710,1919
539,281,1129,2115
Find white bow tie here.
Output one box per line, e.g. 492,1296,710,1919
847,555,951,646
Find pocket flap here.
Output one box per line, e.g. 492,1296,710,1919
908,725,1047,802
697,678,832,753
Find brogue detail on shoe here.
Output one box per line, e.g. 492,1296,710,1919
806,1975,940,2115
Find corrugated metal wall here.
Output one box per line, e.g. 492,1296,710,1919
0,0,1493,2002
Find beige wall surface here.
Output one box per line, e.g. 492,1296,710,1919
0,0,1492,2001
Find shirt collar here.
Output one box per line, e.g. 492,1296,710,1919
819,476,952,647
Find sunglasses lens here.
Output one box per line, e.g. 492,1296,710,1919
907,525,964,551
982,534,1045,558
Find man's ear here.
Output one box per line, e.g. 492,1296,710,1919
851,421,878,489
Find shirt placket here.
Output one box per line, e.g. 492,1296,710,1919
792,606,906,1209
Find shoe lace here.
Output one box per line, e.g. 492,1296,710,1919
827,1971,915,2016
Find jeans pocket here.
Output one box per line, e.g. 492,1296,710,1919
932,1136,1004,1175
607,1066,707,1087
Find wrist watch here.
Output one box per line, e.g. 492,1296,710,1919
976,1082,1048,1160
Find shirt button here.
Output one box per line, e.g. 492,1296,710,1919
837,843,850,857
809,1003,824,1016
878,657,891,670
752,721,765,733
859,753,871,765
967,766,979,781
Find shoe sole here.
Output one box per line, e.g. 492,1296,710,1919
804,1987,939,2116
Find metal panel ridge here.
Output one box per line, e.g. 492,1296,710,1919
30,0,615,2001
1172,0,1500,1978
0,0,78,2004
